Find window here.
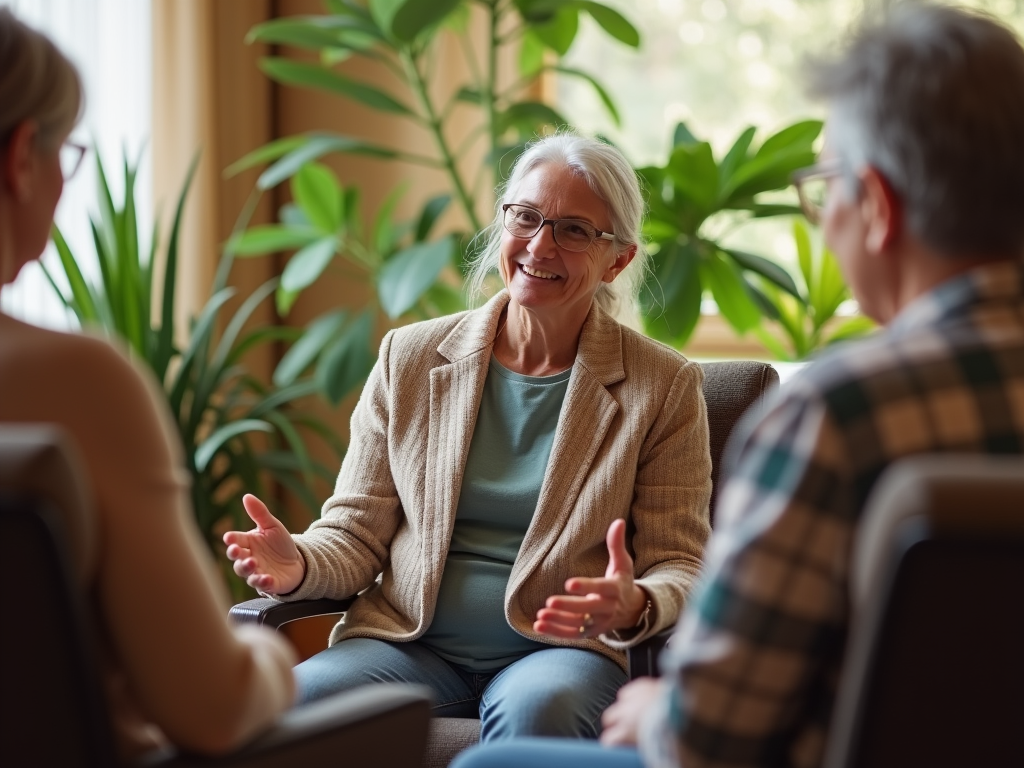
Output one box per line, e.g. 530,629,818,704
0,0,151,329
556,0,1024,353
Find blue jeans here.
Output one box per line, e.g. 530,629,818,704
451,739,644,768
295,638,627,740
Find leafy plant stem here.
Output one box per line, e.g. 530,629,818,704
457,21,484,92
399,49,482,231
487,2,500,178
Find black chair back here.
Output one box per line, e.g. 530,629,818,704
0,427,118,767
700,361,779,521
825,455,1024,768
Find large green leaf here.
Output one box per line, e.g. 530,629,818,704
292,162,343,233
247,18,353,49
576,1,640,47
553,66,621,127
415,193,452,242
720,145,816,201
531,6,579,55
377,236,454,318
701,251,762,334
258,132,398,190
755,120,822,160
260,58,413,115
247,15,384,49
519,30,546,76
368,0,404,38
48,227,100,323
281,236,339,292
390,0,463,42
195,420,274,472
274,310,349,387
224,135,308,178
497,101,569,137
155,155,199,381
227,225,321,256
673,122,699,148
793,218,814,290
666,142,719,213
639,240,703,347
317,311,375,404
372,184,408,258
725,248,803,301
718,126,755,188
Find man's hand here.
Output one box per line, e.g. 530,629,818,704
600,677,665,747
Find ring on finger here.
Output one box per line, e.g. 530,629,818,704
578,624,587,636
583,613,594,628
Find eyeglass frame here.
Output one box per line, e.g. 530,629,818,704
501,203,616,252
791,158,846,226
60,140,88,181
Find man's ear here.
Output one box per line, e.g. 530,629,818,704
603,244,637,283
2,120,39,203
858,166,902,255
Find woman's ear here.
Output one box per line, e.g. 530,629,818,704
603,244,637,283
2,121,39,203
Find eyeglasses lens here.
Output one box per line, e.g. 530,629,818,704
798,177,829,224
502,205,596,252
60,143,85,180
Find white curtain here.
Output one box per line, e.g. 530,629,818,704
0,0,151,329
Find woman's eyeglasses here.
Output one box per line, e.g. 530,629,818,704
502,203,615,252
791,159,845,225
59,141,87,180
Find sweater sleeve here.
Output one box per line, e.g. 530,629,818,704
603,359,713,649
22,334,297,756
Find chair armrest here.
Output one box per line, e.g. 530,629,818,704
229,597,355,631
139,683,432,768
627,628,673,679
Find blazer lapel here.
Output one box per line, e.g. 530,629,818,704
508,302,625,594
421,292,511,597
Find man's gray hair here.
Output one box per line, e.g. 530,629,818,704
808,3,1024,258
465,131,649,320
0,7,82,150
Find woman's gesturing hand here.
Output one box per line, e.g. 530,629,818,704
222,494,305,595
534,518,649,639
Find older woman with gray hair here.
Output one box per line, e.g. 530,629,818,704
225,132,712,741
0,8,296,762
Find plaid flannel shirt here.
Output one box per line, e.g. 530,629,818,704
640,259,1024,768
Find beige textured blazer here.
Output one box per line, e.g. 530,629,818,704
282,292,712,669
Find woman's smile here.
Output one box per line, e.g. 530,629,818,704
520,263,560,280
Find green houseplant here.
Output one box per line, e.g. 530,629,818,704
637,119,823,348
226,0,641,321
43,150,348,597
750,219,876,361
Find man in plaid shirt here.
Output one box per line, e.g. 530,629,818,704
453,5,1024,768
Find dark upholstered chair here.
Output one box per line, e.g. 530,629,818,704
0,425,431,768
229,360,779,767
823,454,1024,768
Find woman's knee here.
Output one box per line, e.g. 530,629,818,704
479,650,627,740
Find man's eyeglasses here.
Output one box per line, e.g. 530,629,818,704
60,141,87,181
791,159,845,225
502,203,615,252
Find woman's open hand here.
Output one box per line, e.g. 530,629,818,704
223,494,305,595
534,518,648,639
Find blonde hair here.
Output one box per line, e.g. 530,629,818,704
0,8,83,150
465,131,649,321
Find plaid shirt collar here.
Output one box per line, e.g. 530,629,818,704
889,258,1024,336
